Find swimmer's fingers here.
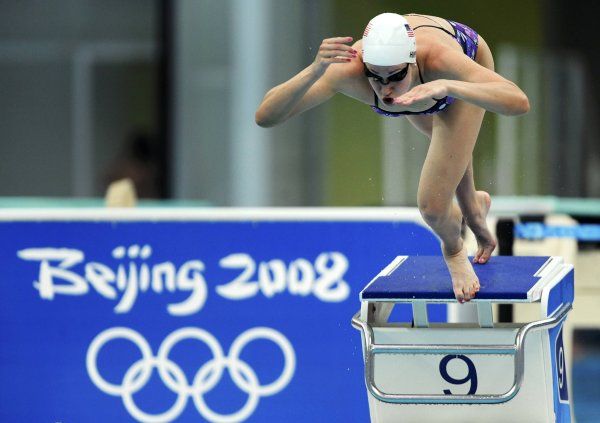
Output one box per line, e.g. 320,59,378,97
323,57,355,64
319,40,356,59
322,36,354,45
316,37,357,64
321,51,356,60
392,87,423,105
394,82,448,105
393,95,415,106
320,47,356,57
393,94,424,107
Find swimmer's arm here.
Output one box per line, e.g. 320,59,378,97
444,78,530,116
255,37,357,127
399,47,530,116
255,64,337,128
438,48,529,115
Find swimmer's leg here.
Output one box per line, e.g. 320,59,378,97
417,101,485,302
455,159,497,264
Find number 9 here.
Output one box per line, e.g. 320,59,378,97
558,346,564,389
439,355,478,395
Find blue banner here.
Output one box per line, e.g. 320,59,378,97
516,223,600,241
0,216,441,422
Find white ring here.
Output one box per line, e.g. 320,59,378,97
192,357,260,423
86,327,153,396
228,327,296,396
122,357,188,423
87,326,296,421
157,327,225,395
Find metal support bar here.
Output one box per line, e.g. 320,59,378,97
477,302,494,328
371,344,515,355
411,301,429,327
351,302,572,404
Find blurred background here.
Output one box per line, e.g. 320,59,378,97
1,0,598,207
1,0,599,420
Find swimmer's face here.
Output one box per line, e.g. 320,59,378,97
364,63,412,104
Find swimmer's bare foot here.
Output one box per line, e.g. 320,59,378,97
465,191,497,264
443,244,480,303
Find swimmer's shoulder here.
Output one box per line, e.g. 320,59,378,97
322,39,370,97
326,39,365,81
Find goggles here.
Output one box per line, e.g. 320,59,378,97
364,64,409,85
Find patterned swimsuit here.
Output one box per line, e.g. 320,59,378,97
370,16,479,117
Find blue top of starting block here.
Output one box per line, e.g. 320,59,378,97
361,256,554,302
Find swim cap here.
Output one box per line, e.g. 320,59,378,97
362,13,416,66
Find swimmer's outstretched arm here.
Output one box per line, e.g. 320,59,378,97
393,45,530,116
255,37,356,127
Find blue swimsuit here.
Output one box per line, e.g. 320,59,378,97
370,17,479,117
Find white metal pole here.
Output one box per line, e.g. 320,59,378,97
230,0,272,206
496,45,519,196
382,119,409,205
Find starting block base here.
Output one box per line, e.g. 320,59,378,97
353,256,574,422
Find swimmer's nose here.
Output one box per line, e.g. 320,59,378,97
380,90,394,101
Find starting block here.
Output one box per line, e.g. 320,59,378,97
352,256,574,422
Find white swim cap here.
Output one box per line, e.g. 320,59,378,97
362,13,416,66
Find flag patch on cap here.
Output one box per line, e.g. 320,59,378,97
363,22,373,37
405,24,415,37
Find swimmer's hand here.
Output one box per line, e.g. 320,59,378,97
312,37,357,74
392,80,449,107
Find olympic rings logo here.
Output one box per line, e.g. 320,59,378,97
86,327,296,423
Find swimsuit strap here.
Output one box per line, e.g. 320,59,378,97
417,63,425,84
407,14,457,36
411,23,461,82
406,13,443,25
412,24,456,39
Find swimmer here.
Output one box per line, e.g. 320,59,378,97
255,13,529,303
